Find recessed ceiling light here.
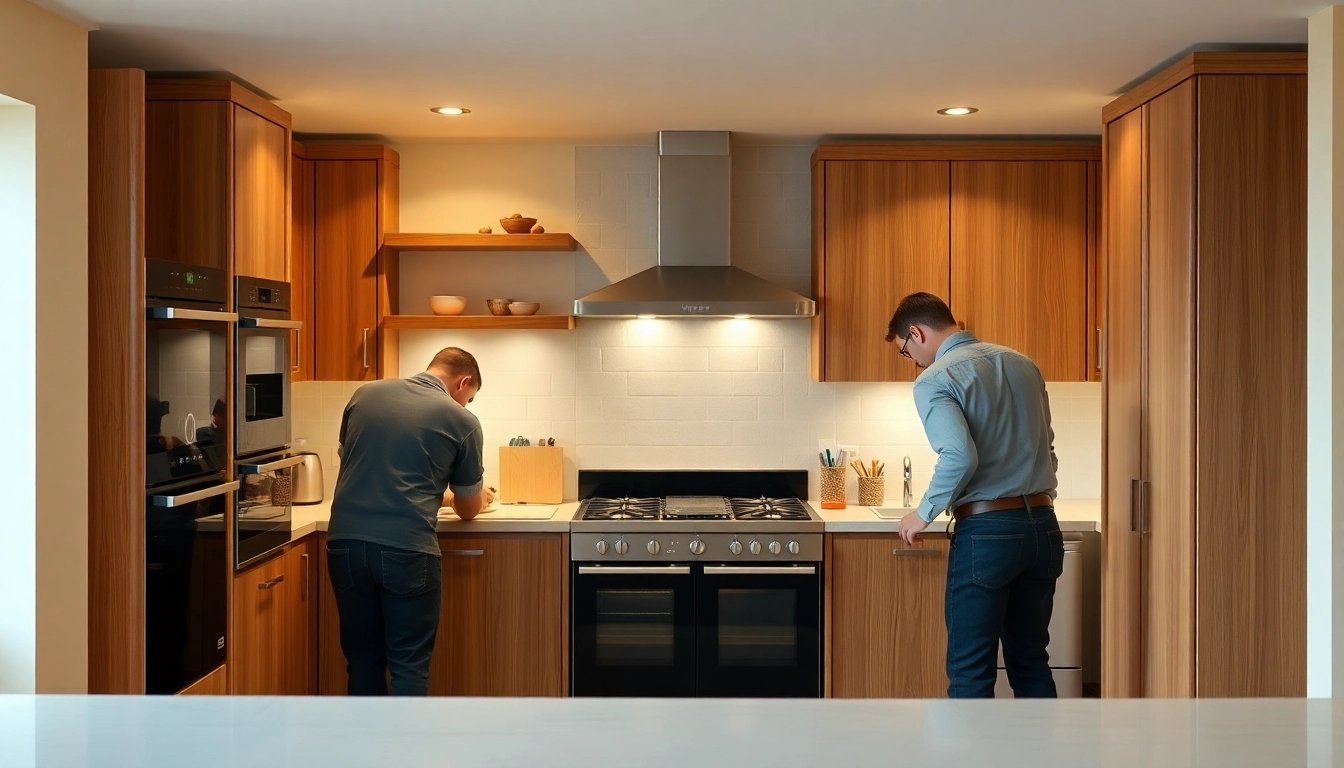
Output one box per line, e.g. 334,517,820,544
636,314,656,320
430,106,471,116
937,107,978,116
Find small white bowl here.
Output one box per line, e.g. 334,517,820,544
508,301,541,316
429,295,467,316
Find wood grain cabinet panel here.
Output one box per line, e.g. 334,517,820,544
950,161,1090,381
232,537,317,695
819,161,950,382
313,160,380,381
828,534,950,698
290,152,315,381
233,107,288,281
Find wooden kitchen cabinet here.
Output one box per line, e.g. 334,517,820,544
316,532,568,697
145,80,291,278
232,536,318,695
431,534,568,696
827,533,949,698
951,161,1090,382
294,144,399,381
810,145,1101,383
290,146,315,381
1101,53,1307,698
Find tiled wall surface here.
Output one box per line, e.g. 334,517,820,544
294,142,1103,504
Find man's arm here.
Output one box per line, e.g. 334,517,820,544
913,380,979,523
446,426,487,521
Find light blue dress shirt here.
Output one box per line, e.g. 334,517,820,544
913,331,1059,522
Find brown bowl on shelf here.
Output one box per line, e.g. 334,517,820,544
499,217,537,234
486,298,513,316
508,302,541,316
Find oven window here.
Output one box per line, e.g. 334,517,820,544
717,589,798,667
594,589,677,667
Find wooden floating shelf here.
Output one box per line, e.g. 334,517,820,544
381,232,577,252
382,315,577,331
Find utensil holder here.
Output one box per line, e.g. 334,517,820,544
819,465,847,510
857,476,885,506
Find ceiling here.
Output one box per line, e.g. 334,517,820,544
52,0,1315,142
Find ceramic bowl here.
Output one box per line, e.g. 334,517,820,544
428,295,467,316
499,216,537,234
486,298,512,316
507,301,541,316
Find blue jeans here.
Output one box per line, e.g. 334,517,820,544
945,504,1064,698
326,539,442,696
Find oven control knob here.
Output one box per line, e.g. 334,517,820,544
647,539,661,555
614,539,629,555
689,539,706,556
729,540,743,555
788,540,801,555
749,540,762,555
596,540,608,555
769,541,782,555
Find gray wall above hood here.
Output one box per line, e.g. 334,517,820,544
573,131,815,318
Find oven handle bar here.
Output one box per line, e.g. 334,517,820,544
702,565,817,576
238,455,306,474
147,307,239,322
150,480,241,508
577,566,691,576
241,317,303,330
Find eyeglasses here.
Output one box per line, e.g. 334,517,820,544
899,331,914,360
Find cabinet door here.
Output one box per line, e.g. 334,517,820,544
821,161,950,382
951,161,1089,381
1101,108,1145,697
316,534,347,695
232,539,316,695
233,106,288,281
1143,80,1197,698
828,534,949,697
431,534,566,696
281,537,318,695
314,160,379,381
145,100,229,271
290,153,315,381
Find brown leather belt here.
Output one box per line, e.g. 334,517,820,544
951,493,1054,522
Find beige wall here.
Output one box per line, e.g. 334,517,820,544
0,0,88,693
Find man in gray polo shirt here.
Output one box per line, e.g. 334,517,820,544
326,347,493,696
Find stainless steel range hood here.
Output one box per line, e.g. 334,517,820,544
573,131,815,318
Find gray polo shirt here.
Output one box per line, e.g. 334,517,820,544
328,372,485,555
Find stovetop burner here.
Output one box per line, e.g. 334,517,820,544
727,496,813,521
579,497,661,520
579,495,812,521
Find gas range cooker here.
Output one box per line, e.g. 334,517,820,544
569,470,823,562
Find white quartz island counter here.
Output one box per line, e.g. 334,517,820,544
1,695,1331,767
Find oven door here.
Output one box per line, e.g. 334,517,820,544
145,310,232,486
695,563,822,697
236,318,297,458
145,475,238,694
572,564,696,697
235,451,304,569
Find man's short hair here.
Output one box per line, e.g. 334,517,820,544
886,292,958,343
427,347,482,390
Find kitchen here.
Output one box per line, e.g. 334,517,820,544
4,0,1339,761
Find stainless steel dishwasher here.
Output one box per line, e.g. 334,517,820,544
994,534,1084,697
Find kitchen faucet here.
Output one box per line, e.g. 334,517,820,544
903,456,912,508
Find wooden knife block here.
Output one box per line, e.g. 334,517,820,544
498,446,564,504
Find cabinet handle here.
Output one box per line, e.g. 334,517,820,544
258,575,285,590
362,328,370,369
301,554,309,600
293,329,300,372
891,548,939,557
444,549,485,556
1097,328,1103,372
1139,480,1150,535
1129,479,1140,533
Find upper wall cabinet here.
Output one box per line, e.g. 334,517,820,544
811,145,1100,383
145,80,292,281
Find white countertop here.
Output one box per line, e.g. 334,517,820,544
287,498,1099,542
816,498,1101,533
1,695,1331,767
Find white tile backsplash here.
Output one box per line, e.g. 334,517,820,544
292,141,1103,504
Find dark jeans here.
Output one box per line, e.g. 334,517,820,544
326,539,442,696
945,503,1064,698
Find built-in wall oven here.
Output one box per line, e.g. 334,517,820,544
235,275,299,460
570,470,823,698
144,259,237,694
235,448,306,569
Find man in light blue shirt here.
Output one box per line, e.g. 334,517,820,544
889,292,1064,699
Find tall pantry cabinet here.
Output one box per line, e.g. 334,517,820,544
1101,52,1307,697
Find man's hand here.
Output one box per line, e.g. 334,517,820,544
483,486,497,506
899,511,930,546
